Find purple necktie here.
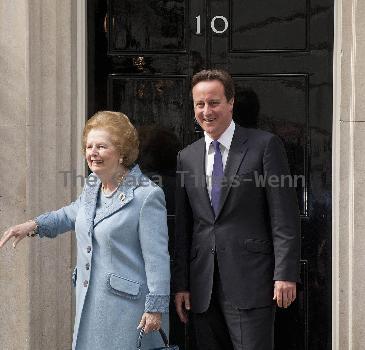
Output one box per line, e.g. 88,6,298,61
211,140,224,216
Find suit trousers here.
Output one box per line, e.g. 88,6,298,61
192,256,276,350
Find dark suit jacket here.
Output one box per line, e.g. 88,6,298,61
173,126,301,313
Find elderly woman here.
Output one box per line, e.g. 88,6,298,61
0,111,170,350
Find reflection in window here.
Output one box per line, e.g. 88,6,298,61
109,0,185,51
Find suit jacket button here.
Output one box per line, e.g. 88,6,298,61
211,248,215,254
83,280,88,287
86,246,91,253
85,263,90,270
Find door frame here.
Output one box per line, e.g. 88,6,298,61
332,0,352,349
332,0,341,348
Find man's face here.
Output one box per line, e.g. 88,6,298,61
192,80,234,140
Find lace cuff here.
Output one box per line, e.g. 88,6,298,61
34,213,58,238
144,294,170,313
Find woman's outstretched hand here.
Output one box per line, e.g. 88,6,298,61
137,312,162,333
0,220,37,249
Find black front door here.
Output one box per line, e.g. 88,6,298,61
88,1,333,349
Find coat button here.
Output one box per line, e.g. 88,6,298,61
211,248,215,254
85,263,90,270
83,280,88,287
86,246,91,253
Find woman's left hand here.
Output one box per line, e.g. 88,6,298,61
137,312,162,333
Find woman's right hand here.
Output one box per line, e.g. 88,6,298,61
137,312,162,334
0,220,37,249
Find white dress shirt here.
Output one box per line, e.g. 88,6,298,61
204,120,236,199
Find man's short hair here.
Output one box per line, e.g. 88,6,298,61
191,69,235,101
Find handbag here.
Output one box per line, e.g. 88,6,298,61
136,328,179,350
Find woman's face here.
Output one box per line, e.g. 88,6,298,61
85,128,121,178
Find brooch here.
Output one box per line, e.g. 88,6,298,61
119,192,126,203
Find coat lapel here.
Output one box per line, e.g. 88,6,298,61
84,165,143,230
215,127,249,219
84,175,100,235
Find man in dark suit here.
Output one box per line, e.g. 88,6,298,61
173,69,301,350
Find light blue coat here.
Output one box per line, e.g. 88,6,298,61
35,165,170,350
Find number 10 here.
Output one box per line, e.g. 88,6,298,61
195,15,229,35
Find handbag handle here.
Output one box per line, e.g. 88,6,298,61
136,328,169,349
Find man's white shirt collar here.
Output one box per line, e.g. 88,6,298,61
204,120,236,153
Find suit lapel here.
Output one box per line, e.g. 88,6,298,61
215,127,249,219
194,138,215,220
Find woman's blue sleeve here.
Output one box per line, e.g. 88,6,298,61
35,193,82,238
138,186,170,313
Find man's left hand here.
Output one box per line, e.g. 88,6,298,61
273,281,296,308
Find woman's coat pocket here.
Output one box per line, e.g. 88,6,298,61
107,273,142,300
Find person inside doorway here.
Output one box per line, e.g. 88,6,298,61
173,69,301,350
